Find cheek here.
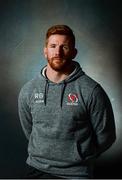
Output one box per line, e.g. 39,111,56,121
49,50,56,58
44,48,53,57
64,51,72,58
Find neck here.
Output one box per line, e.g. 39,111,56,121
46,62,75,83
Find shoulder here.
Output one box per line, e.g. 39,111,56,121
81,76,111,109
18,73,43,101
78,74,110,106
19,78,36,95
78,74,99,96
80,74,98,88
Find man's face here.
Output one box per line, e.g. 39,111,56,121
44,34,77,71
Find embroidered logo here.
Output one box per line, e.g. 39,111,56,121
67,93,79,106
34,93,44,103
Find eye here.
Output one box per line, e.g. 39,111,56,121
49,44,56,48
63,45,69,50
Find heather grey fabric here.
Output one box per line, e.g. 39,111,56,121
18,61,116,178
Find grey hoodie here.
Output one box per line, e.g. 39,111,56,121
18,61,116,178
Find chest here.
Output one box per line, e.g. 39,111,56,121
30,83,89,129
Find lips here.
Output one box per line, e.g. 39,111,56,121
53,57,62,60
53,58,64,63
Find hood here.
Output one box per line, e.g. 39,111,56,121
41,61,85,107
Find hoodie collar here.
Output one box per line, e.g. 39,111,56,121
41,61,84,84
41,61,84,108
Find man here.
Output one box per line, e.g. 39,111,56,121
18,25,116,179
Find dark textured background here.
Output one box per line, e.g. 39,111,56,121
0,0,121,178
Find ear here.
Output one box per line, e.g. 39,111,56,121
44,47,47,58
72,48,77,59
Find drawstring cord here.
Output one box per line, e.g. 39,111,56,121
44,79,66,108
60,82,66,108
44,80,49,106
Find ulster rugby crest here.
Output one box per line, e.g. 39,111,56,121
67,93,79,106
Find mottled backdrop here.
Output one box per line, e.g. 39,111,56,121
0,0,121,178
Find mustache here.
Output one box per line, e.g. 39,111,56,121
53,56,62,58
53,57,64,60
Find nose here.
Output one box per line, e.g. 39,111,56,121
55,46,63,56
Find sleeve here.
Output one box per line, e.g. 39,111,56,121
88,85,116,156
18,87,32,140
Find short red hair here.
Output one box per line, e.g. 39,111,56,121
45,25,75,47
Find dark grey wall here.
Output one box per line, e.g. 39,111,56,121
0,0,121,178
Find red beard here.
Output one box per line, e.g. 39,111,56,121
48,57,71,71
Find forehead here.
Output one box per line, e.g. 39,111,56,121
47,34,71,44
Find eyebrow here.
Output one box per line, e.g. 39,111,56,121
49,42,69,46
